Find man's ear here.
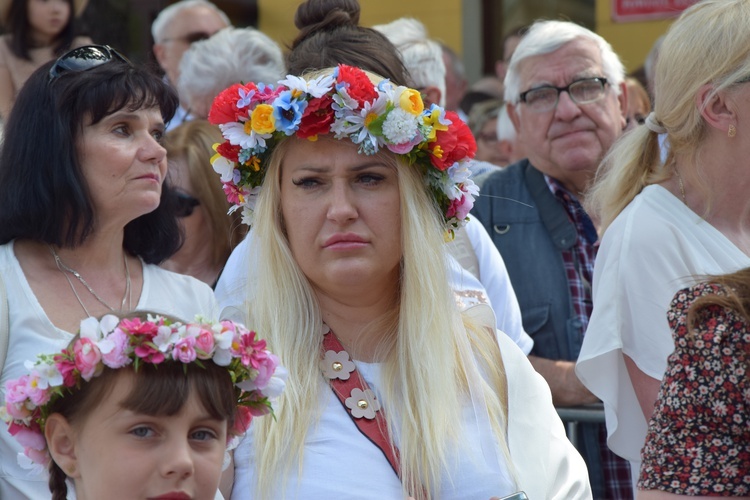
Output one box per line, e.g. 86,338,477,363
421,86,442,108
507,102,521,134
616,81,629,130
153,43,168,73
45,414,80,478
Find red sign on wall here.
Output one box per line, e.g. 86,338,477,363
612,0,700,22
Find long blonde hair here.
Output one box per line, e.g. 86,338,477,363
248,137,511,499
587,0,750,234
164,120,246,266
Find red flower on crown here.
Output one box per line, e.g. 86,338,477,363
216,141,241,163
209,83,257,124
337,65,378,107
297,95,335,139
428,111,477,171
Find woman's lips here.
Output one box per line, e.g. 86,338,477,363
323,233,368,250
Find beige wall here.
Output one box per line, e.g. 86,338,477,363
257,0,463,55
595,0,674,73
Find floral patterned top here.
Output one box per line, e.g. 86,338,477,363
638,282,750,495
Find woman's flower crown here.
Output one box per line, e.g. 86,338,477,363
2,314,286,469
208,64,479,236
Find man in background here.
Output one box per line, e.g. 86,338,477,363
151,0,230,130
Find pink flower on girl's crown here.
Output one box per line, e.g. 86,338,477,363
120,317,159,338
100,327,131,369
194,327,215,360
72,338,102,381
232,331,267,368
54,351,77,387
232,406,253,435
5,378,31,419
172,336,197,364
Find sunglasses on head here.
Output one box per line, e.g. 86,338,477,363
49,45,132,82
161,31,212,45
174,191,200,218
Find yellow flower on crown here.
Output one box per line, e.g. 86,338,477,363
251,104,276,134
423,107,449,141
399,89,424,115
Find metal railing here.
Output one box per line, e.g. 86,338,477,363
556,403,605,450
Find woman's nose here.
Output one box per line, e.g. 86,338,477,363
326,181,358,223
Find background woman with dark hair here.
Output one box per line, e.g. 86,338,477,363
0,45,217,498
0,0,91,119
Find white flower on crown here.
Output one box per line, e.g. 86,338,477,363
382,107,419,145
220,121,270,151
280,73,335,98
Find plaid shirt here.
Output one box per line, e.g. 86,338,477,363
544,176,597,332
545,176,633,499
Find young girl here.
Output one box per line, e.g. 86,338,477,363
2,313,285,500
0,0,91,119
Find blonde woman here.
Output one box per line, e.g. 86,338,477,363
209,65,590,499
577,0,750,481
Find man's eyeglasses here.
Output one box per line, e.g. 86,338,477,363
49,45,132,82
518,77,609,113
174,191,200,218
160,32,212,45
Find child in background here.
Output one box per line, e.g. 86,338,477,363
0,0,92,119
2,313,285,500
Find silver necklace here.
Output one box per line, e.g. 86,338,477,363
49,245,132,316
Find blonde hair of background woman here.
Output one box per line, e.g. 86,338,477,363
247,138,512,499
586,0,750,234
164,120,245,268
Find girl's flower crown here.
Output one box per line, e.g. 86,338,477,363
208,64,479,236
2,314,286,469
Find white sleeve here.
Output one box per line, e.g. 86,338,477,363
465,215,534,354
499,333,591,499
576,206,695,463
215,233,255,324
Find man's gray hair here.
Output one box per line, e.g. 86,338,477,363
373,17,446,107
151,0,231,42
504,20,625,105
178,27,285,114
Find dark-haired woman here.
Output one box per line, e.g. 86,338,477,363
0,0,91,119
0,45,217,498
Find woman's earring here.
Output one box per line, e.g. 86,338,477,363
728,124,737,138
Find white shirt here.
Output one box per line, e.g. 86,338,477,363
0,241,219,500
576,185,750,469
215,216,534,355
231,330,590,499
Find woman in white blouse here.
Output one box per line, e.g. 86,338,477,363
577,0,750,484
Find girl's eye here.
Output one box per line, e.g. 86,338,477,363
129,426,155,438
191,428,218,441
151,129,165,143
291,177,320,189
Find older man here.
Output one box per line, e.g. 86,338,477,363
471,20,630,498
151,0,230,129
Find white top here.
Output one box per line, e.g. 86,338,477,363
231,331,590,499
576,185,750,466
215,215,534,355
0,241,219,500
